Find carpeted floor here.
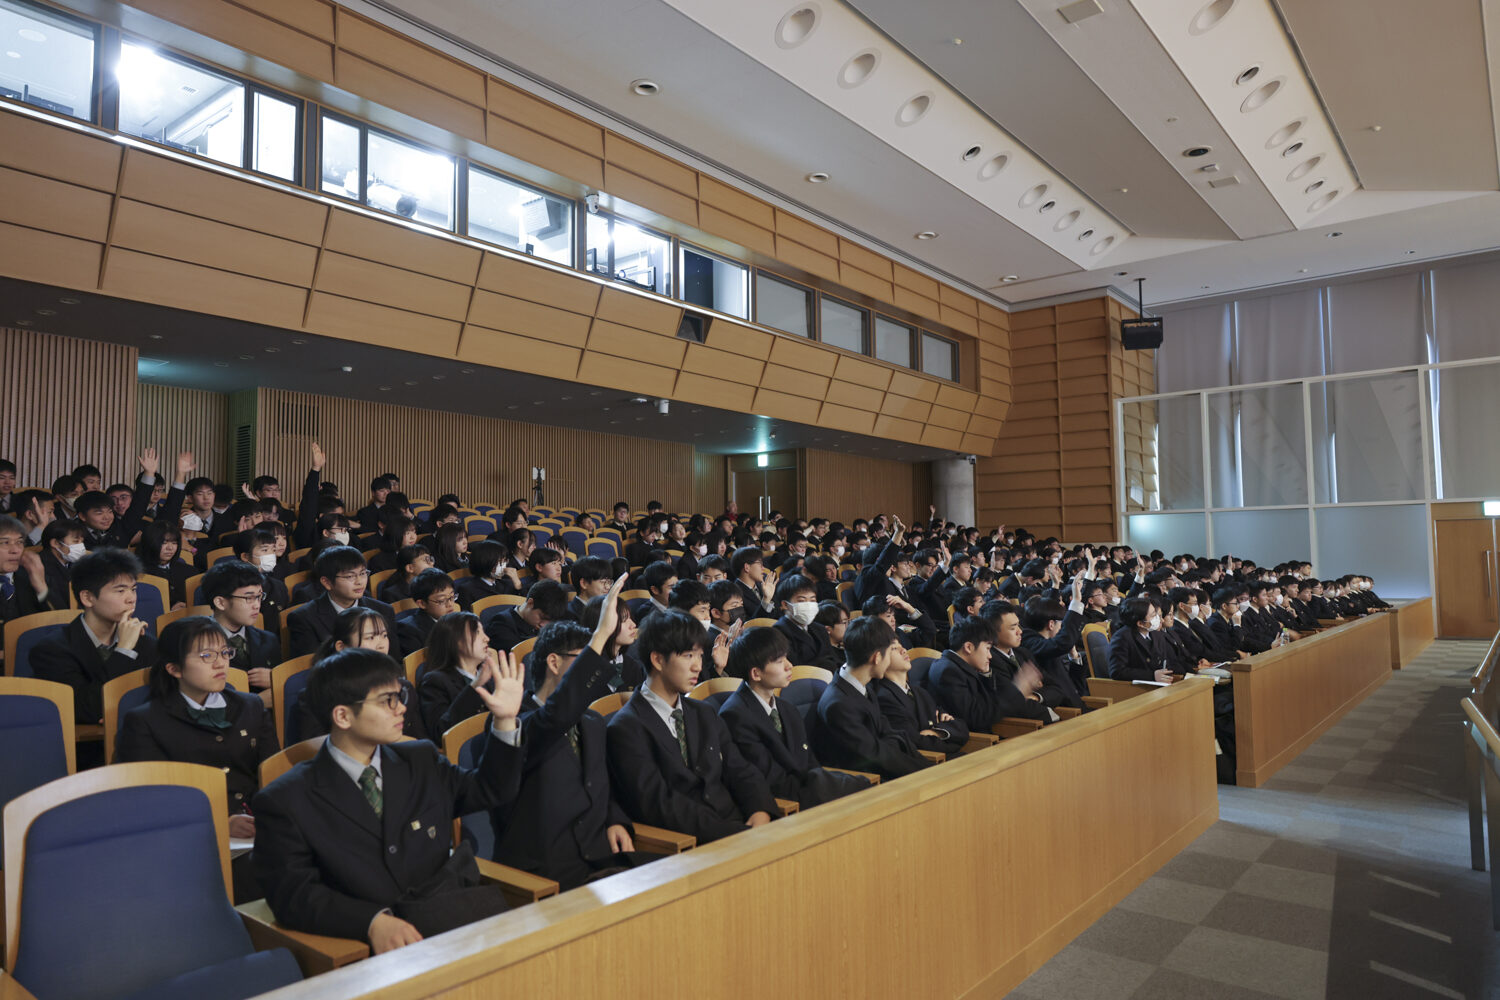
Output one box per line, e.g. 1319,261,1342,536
1009,639,1498,1000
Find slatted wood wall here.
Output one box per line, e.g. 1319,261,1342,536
136,382,230,482
1112,299,1157,513
976,297,1152,541
801,448,934,526
0,327,136,488
252,387,695,513
693,451,728,517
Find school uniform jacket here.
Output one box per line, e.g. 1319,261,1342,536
606,688,778,844
37,550,73,612
812,675,931,779
227,623,283,676
251,735,523,941
0,568,53,624
455,575,515,610
395,609,440,658
1189,616,1238,663
484,607,537,654
416,668,484,741
1237,607,1279,653
1106,626,1159,682
30,617,159,723
82,477,154,551
718,682,869,807
772,617,841,671
925,649,1042,732
490,647,630,887
872,678,969,757
285,594,398,658
115,687,278,814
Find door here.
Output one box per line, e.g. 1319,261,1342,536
1434,518,1499,638
727,452,800,520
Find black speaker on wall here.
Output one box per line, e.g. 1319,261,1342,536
1121,317,1164,350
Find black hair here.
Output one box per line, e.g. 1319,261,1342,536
410,568,455,603
71,464,102,482
150,617,229,701
1118,597,1154,630
527,547,564,573
952,586,981,616
432,522,468,572
232,527,277,559
0,459,13,474
51,475,81,497
467,540,505,580
526,579,571,622
948,617,992,653
697,554,729,578
730,546,763,579
668,578,709,611
640,561,676,594
370,476,392,493
313,545,367,584
306,646,403,731
314,607,390,664
727,625,789,680
1021,600,1066,633
772,573,816,608
43,517,84,546
132,517,177,563
105,483,131,498
74,491,112,516
72,548,142,605
814,601,847,629
422,611,482,676
251,475,279,493
1210,586,1239,609
844,616,896,668
569,555,610,590
395,544,431,580
203,560,265,606
529,621,593,692
861,594,894,619
707,578,741,612
1167,586,1199,608
635,608,704,672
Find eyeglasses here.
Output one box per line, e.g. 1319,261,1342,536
193,647,235,664
353,687,409,711
336,569,371,582
229,592,264,604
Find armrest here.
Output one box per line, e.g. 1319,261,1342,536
917,748,946,763
774,797,800,816
991,717,1044,740
1318,618,1345,626
475,857,559,907
1084,678,1151,703
633,824,696,854
0,971,40,1000
1080,696,1113,710
76,724,103,742
237,898,369,976
1054,706,1082,720
827,766,880,785
961,732,1000,755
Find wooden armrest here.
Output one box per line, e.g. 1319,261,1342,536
237,898,369,976
827,767,880,785
1080,695,1113,710
1054,706,1082,720
1318,618,1344,626
475,858,559,906
1084,678,1151,703
0,970,41,1000
633,824,696,854
774,797,800,816
992,717,1044,740
76,723,103,742
960,732,1000,755
917,748,946,763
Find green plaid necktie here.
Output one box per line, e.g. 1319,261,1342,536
228,632,249,668
186,704,230,729
565,725,580,758
358,765,383,818
770,704,784,734
97,644,114,662
670,708,689,763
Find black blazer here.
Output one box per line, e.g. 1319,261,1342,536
115,687,278,813
719,682,868,807
734,579,769,621
1205,613,1247,656
145,557,195,609
1237,607,1279,653
1107,626,1159,682
227,623,283,681
812,675,930,779
490,647,629,888
925,649,1039,732
873,678,969,756
484,607,537,653
455,575,515,610
772,618,841,671
82,477,154,551
0,566,53,624
1190,617,1237,662
37,550,73,612
606,688,778,843
416,667,485,740
395,609,439,657
286,594,398,658
31,617,159,724
251,736,523,941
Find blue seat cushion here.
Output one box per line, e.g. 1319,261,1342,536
114,948,302,1000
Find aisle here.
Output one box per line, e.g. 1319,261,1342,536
1009,639,1498,1000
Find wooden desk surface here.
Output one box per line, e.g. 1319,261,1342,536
253,681,1219,1000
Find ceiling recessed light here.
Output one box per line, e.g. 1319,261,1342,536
17,28,45,42
1019,183,1048,208
461,368,475,374
896,93,933,126
629,79,659,96
1405,249,1417,255
1235,65,1260,85
148,333,163,340
4,51,19,59
340,365,353,372
507,404,519,410
1266,119,1305,149
1188,0,1236,35
1288,155,1323,181
378,385,392,391
291,339,306,345
1308,190,1340,213
805,171,830,183
915,231,938,240
978,153,1009,180
1001,275,1020,282
1298,268,1309,273
14,319,32,326
1038,200,1057,213
838,50,879,88
35,307,55,316
1240,77,1283,112
1077,228,1095,240
404,380,418,386
1281,141,1304,158
1115,271,1129,277
961,145,982,161
213,361,229,367
1326,231,1342,238
1183,146,1212,157
58,297,79,305
264,347,279,353
432,375,445,380
237,354,252,360
1370,124,1383,132
1116,187,1129,194
1201,285,1210,289
776,6,819,48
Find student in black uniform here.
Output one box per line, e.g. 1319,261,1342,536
455,541,520,611
285,546,398,657
874,639,969,758
811,615,931,779
395,569,458,657
580,592,646,693
252,645,526,953
770,574,841,671
730,546,774,620
0,515,58,621
203,561,283,692
136,519,192,609
376,544,433,605
416,611,498,738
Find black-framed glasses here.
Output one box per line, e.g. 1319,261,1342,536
229,592,264,604
352,687,408,711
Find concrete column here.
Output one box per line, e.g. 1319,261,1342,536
933,458,976,527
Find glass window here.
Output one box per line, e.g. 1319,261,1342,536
1123,395,1204,512
1206,384,1307,507
252,91,298,181
920,332,956,380
1211,508,1311,567
1431,360,1500,499
874,316,913,367
679,244,748,319
1309,372,1423,504
367,130,453,230
467,166,572,265
117,42,245,166
0,0,96,120
320,114,360,199
755,273,811,338
584,212,611,276
609,218,670,296
820,296,866,353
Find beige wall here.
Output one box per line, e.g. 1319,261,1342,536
801,448,934,526
136,382,230,483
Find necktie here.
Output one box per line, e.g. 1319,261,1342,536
358,765,383,817
770,704,783,734
670,708,689,763
228,632,249,667
186,704,230,729
565,725,580,758
97,644,115,662
0,574,12,601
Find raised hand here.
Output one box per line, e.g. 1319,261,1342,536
20,550,46,593
310,442,326,472
240,483,257,500
176,452,196,481
712,629,730,671
473,649,524,726
30,496,54,528
590,574,629,653
138,447,160,479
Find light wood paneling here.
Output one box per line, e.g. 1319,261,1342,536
693,451,728,517
802,449,932,524
254,387,694,513
1,328,136,487
1389,597,1436,669
247,682,1218,1000
137,383,229,482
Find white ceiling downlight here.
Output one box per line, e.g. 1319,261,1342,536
1266,118,1305,148
1239,77,1282,112
1188,0,1237,35
896,92,932,126
838,49,878,88
978,153,1009,179
961,144,982,161
1038,200,1057,213
1019,183,1048,207
805,171,830,183
1183,146,1212,157
914,230,938,240
1280,141,1303,158
775,6,819,48
1308,190,1339,213
1077,228,1095,240
1235,65,1260,85
1303,179,1325,194
629,79,659,95
1287,154,1322,180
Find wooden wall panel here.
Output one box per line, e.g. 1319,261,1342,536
136,383,229,482
253,387,695,513
801,448,933,525
693,451,728,517
1,328,136,488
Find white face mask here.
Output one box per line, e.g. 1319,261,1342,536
1238,600,1251,613
695,544,708,557
62,542,86,564
181,512,204,532
1109,595,1121,605
788,601,818,627
331,530,350,546
1274,593,1285,605
832,546,845,558
257,553,277,572
1147,614,1162,631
